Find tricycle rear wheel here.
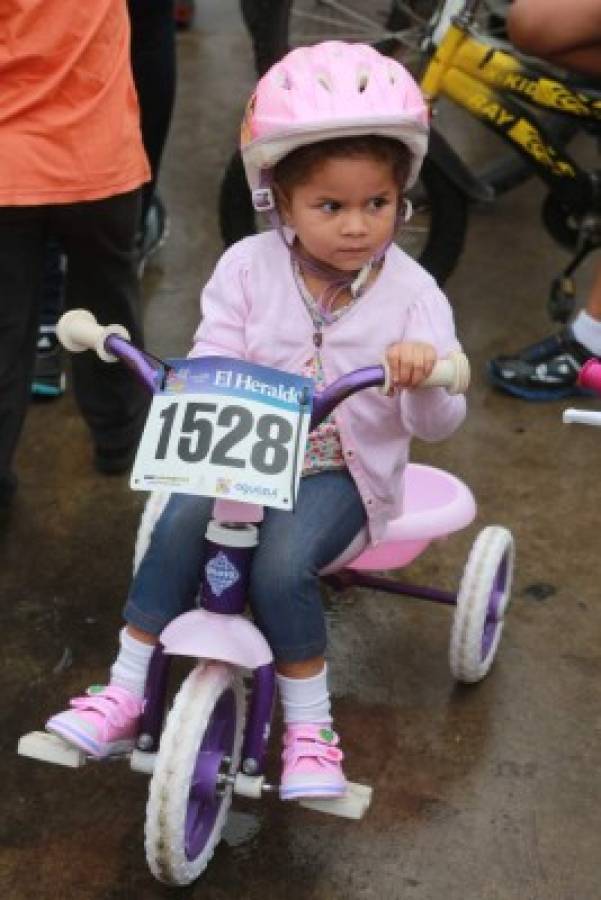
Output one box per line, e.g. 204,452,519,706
450,526,515,683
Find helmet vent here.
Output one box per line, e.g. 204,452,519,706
357,70,369,93
276,70,293,90
317,73,332,92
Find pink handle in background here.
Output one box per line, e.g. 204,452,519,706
578,359,601,394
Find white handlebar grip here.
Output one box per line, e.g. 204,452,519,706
380,350,470,395
563,408,601,428
56,309,131,363
421,351,470,394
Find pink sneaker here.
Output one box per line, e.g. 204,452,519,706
280,724,347,801
46,684,143,759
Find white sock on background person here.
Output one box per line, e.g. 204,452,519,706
109,627,155,697
571,310,601,355
276,665,332,725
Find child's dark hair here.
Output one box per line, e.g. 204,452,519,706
272,135,411,202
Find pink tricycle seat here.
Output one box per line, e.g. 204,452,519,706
322,463,476,574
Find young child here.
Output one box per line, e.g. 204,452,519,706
46,41,467,800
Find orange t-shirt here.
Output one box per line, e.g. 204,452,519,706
0,1,150,205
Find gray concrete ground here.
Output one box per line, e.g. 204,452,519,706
2,4,601,899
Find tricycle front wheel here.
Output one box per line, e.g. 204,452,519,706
450,526,515,683
145,662,246,885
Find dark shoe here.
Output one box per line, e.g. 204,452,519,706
94,444,138,475
137,194,169,277
487,328,596,401
31,328,66,399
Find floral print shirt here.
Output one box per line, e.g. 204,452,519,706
294,263,362,475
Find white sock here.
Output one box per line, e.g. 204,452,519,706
276,665,332,725
109,627,155,697
571,310,601,355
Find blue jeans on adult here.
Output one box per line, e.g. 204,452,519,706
124,469,367,662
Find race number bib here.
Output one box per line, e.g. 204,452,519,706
130,357,314,510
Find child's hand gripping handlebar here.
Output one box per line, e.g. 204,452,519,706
381,350,470,396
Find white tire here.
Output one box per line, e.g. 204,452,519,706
450,526,515,684
145,662,245,885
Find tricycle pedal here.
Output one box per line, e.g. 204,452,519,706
298,781,372,819
18,731,87,768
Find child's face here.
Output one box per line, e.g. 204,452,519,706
281,155,400,273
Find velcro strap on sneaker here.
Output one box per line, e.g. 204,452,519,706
69,685,142,726
283,727,344,767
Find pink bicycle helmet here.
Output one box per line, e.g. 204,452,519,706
241,41,429,210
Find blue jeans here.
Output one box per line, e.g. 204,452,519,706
124,469,367,662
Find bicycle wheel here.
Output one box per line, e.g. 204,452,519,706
241,0,439,76
449,526,515,684
218,148,469,285
412,153,469,283
145,662,246,886
240,1,510,76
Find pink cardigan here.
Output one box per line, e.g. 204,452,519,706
190,231,466,543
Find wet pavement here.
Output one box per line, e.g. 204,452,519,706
2,4,601,899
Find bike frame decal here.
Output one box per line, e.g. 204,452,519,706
449,35,601,119
423,16,595,202
506,118,576,179
443,67,579,179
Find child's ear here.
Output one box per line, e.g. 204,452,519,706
274,185,292,224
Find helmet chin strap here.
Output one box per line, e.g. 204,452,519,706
283,232,377,324
285,232,377,298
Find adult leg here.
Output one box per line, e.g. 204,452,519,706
508,0,601,75
583,258,601,319
569,260,601,351
55,190,150,469
488,256,601,400
0,207,49,500
32,239,66,399
127,0,176,222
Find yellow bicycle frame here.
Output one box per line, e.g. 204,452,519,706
421,18,601,184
